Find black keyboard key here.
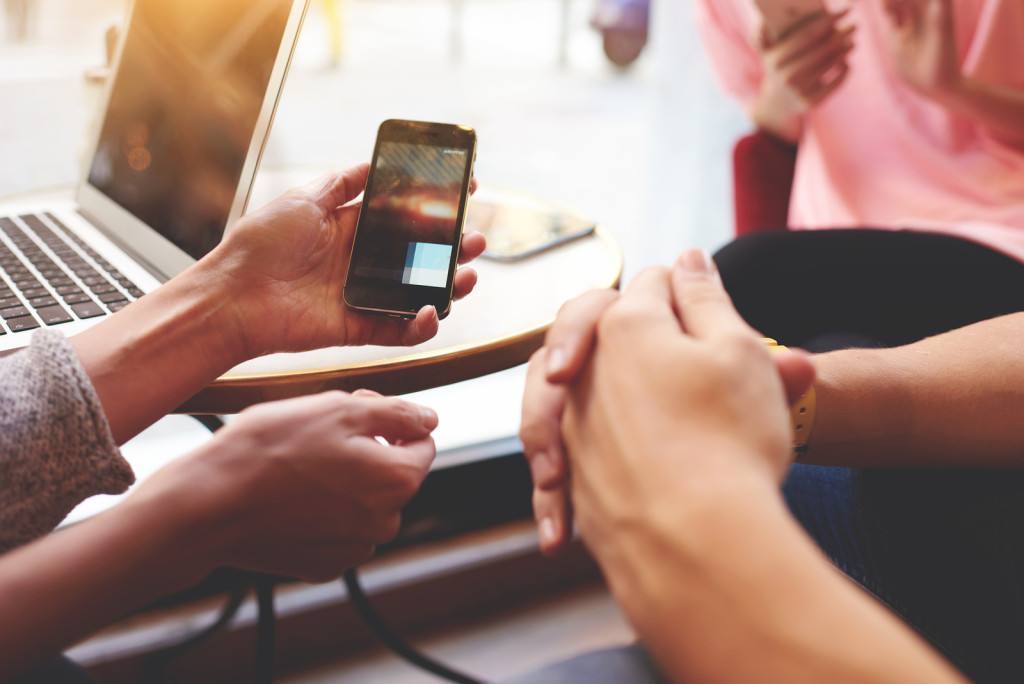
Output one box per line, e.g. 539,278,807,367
105,299,129,312
90,284,116,295
6,315,39,332
98,291,126,304
36,305,73,326
0,296,20,309
63,292,92,304
43,213,67,229
1,305,29,320
28,295,57,308
0,327,5,335
56,284,82,295
21,287,47,298
13,276,39,288
48,276,73,287
82,275,107,286
127,287,144,298
70,302,105,320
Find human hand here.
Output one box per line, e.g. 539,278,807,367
752,10,856,142
208,164,486,359
881,0,960,97
126,390,437,582
520,251,815,554
559,252,812,568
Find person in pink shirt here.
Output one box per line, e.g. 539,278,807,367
698,0,1024,251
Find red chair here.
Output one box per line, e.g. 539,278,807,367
732,129,798,236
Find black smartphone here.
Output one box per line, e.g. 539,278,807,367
345,119,477,319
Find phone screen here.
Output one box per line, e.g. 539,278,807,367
346,121,476,318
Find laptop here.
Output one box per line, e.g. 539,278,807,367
0,0,309,352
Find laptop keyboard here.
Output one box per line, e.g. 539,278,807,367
0,213,144,336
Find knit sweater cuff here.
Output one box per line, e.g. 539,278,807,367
0,330,135,553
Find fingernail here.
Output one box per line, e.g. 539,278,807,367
419,407,438,428
539,517,557,547
532,451,557,484
546,347,567,377
677,249,715,275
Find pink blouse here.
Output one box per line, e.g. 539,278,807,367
695,0,1024,261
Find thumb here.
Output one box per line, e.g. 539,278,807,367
774,348,816,405
312,163,370,212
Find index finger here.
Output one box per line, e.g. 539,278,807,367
671,249,755,340
612,266,685,335
544,289,620,382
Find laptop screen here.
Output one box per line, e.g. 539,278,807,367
86,0,293,261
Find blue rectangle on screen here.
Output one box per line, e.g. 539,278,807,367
402,242,452,288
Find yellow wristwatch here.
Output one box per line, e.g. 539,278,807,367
764,339,816,455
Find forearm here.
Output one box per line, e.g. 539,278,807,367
71,251,246,443
939,77,1024,149
0,492,212,677
600,471,961,683
807,313,1024,467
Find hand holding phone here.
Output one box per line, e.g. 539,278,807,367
345,120,477,320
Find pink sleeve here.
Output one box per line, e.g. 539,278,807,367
693,0,765,111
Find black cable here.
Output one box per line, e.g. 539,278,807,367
342,568,485,684
255,580,277,684
190,414,226,434
145,583,249,683
144,415,237,683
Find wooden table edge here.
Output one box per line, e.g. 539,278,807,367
177,228,624,414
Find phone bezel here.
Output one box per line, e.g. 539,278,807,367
344,119,477,320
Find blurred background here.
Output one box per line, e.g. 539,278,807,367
0,0,748,275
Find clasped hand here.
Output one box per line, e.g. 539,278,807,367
520,251,816,556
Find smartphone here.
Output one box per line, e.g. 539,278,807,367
345,120,477,319
755,0,827,40
467,200,596,262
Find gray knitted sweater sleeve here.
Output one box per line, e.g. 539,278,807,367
0,330,134,553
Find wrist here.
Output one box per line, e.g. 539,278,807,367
751,96,803,144
120,449,234,587
805,347,910,465
599,467,786,615
594,459,781,584
175,248,256,366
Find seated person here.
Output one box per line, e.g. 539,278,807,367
520,250,1024,681
695,3,1024,673
697,0,1024,245
698,0,1024,348
0,164,485,680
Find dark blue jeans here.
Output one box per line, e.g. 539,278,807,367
784,465,1024,682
